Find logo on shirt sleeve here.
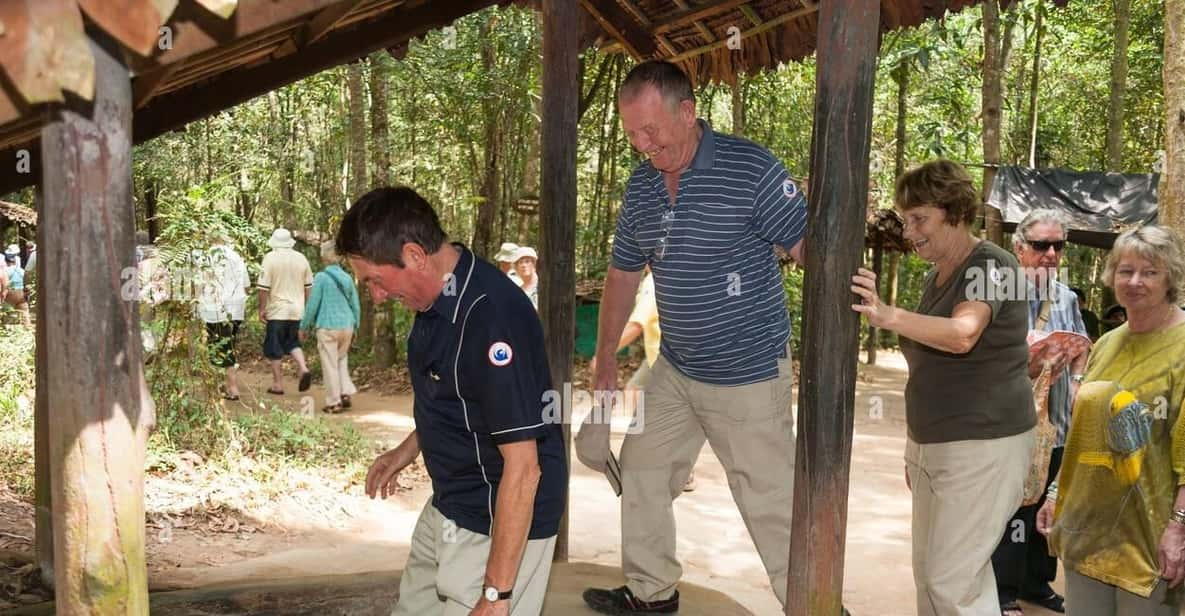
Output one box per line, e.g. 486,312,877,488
782,179,800,200
488,341,513,367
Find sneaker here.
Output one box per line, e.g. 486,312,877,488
583,586,679,615
298,371,312,392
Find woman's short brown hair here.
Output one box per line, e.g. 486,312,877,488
894,159,980,227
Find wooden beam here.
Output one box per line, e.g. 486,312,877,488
618,0,651,26
133,60,184,108
541,0,580,563
787,0,880,614
40,31,153,613
652,0,754,35
739,4,763,25
0,0,499,196
303,0,369,46
667,4,819,63
580,0,656,60
33,187,51,589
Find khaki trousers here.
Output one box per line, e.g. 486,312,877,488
620,354,796,605
906,429,1036,616
316,328,357,406
392,503,557,616
1064,568,1180,616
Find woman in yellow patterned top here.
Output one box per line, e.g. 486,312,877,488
1037,225,1185,615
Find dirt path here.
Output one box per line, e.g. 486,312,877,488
2,352,1064,615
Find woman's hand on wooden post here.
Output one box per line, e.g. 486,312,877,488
851,268,894,329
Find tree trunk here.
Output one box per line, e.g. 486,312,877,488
39,32,153,614
541,0,579,562
731,75,746,137
369,54,397,368
788,0,880,612
1164,0,1185,235
1106,0,1131,172
472,13,502,261
885,251,901,347
892,61,909,180
1026,0,1045,168
347,62,374,349
981,0,1006,245
34,187,53,589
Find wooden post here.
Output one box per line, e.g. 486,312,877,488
865,236,883,365
540,0,579,562
787,0,880,613
1163,0,1185,236
34,186,53,588
39,33,154,614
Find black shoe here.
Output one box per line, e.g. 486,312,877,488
583,586,679,615
341,395,352,409
298,371,312,392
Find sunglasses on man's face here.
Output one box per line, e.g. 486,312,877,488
1026,239,1067,253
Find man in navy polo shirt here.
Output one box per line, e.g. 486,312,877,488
579,60,806,614
336,186,566,616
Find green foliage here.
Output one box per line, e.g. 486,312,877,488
0,327,34,497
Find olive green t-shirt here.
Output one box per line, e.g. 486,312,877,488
900,241,1036,444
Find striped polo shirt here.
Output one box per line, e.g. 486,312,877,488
612,120,807,385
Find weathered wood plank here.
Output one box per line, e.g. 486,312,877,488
39,31,154,615
541,0,580,562
787,0,881,613
580,0,656,60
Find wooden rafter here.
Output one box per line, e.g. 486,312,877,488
671,0,717,43
303,0,369,46
133,60,184,108
579,0,656,60
652,0,754,35
667,2,819,63
739,4,763,25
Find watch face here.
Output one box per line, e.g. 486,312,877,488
484,586,500,602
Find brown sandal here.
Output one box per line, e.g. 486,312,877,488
321,404,344,414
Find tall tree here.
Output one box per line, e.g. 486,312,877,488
369,54,397,367
347,62,374,348
1026,0,1046,167
981,0,1011,245
1164,0,1185,235
1106,0,1131,171
472,12,502,260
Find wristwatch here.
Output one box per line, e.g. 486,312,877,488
483,584,512,603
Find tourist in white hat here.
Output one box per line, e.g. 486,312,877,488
258,228,314,395
513,246,539,309
494,242,522,284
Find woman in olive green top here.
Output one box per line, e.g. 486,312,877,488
852,160,1036,616
1036,225,1185,616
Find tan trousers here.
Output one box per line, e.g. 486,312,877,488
392,503,556,616
1064,569,1180,616
316,328,356,406
906,429,1036,616
620,354,795,605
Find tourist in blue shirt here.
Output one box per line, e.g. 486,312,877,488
300,241,362,414
579,60,806,614
336,186,566,616
3,251,30,327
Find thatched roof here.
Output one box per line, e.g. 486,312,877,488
0,200,37,226
581,0,987,85
1,0,994,196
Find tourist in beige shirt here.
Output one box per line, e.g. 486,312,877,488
258,228,313,395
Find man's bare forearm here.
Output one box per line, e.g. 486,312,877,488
483,445,541,592
596,267,644,360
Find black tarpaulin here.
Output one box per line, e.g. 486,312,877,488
987,166,1159,248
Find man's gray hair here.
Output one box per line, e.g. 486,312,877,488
619,60,694,109
1013,209,1068,248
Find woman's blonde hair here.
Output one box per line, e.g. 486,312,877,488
1102,225,1185,305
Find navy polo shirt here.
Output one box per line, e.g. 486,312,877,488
612,119,807,386
408,244,566,540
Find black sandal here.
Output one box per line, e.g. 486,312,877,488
1001,600,1024,616
1020,591,1063,613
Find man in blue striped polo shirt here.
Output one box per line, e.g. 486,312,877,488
580,61,806,614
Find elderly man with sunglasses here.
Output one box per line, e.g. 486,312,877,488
992,209,1090,616
577,60,806,615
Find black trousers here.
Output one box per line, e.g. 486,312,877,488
992,446,1064,604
